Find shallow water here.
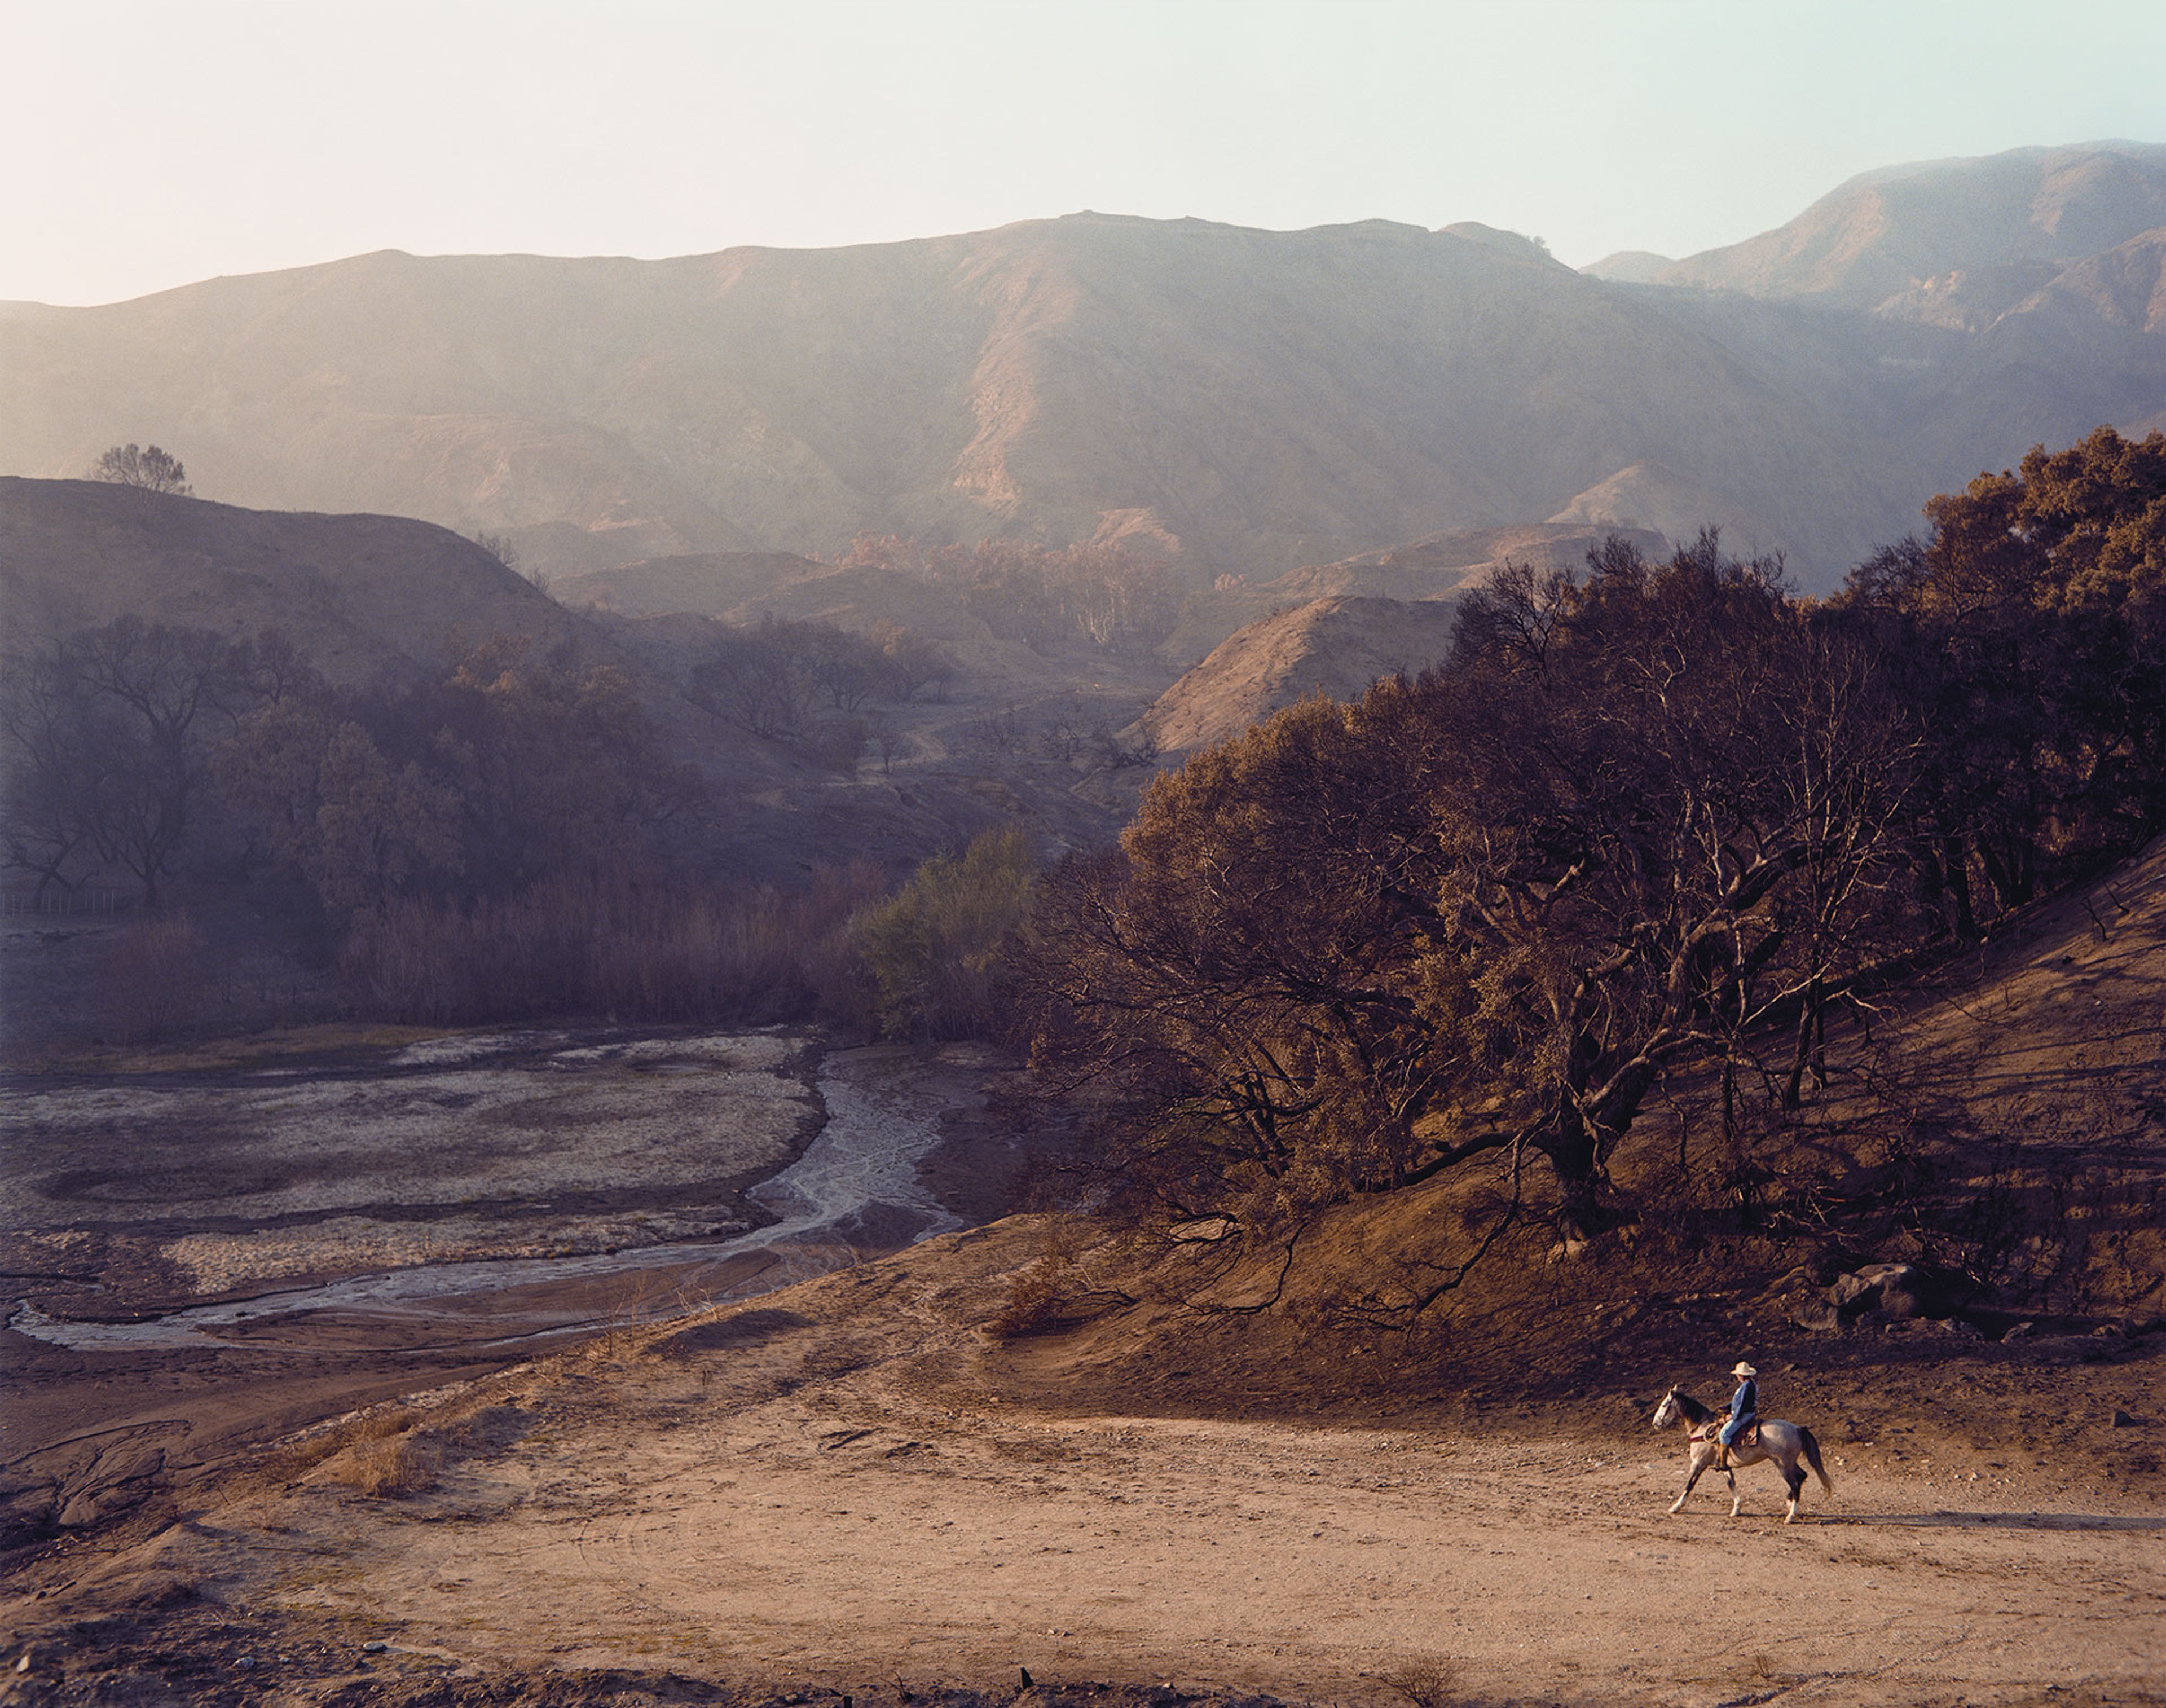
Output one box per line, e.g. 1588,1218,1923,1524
8,1045,964,1354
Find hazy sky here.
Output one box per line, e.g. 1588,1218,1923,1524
7,0,2163,306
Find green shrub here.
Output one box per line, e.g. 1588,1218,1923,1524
858,824,1037,1042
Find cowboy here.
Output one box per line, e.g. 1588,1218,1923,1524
1716,1361,1758,1469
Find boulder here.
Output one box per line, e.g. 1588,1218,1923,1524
1829,1262,1943,1321
1763,1265,1842,1331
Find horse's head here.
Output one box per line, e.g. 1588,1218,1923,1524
1651,1388,1681,1429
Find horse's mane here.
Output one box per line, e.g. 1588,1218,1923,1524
1666,1387,1716,1426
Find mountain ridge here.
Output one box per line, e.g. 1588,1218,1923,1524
5,145,2162,593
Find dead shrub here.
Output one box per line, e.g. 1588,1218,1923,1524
1380,1659,1465,1708
985,1230,1134,1341
987,1261,1068,1340
340,863,888,1028
94,912,208,1042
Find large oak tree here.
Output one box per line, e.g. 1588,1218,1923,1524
1031,534,1923,1238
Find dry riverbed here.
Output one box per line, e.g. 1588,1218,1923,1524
0,1028,1032,1551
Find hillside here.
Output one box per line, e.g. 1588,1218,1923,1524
557,551,1058,687
0,478,581,689
1159,521,1661,662
1137,596,1464,758
0,481,1170,917
1578,142,2166,516
554,549,830,617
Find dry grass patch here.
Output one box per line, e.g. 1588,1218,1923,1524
327,1430,438,1498
262,1403,435,1498
256,1389,542,1507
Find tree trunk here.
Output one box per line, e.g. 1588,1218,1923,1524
1540,1112,1611,1236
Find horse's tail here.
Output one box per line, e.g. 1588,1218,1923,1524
1799,1425,1834,1497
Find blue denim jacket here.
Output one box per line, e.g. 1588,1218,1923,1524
1729,1378,1758,1422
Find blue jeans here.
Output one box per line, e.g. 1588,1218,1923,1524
1720,1414,1755,1448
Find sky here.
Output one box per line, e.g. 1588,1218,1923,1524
6,0,2164,307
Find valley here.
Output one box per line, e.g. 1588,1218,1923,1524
2,130,2164,1708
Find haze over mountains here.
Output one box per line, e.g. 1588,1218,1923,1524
6,141,2161,595
1595,142,2166,324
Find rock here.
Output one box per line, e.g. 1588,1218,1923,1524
1829,1271,1879,1313
2002,1321,2036,1342
2111,1410,2139,1428
1763,1266,1842,1332
1830,1262,1943,1322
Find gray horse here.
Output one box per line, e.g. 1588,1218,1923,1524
1652,1385,1834,1522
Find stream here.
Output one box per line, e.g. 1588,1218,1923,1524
8,1046,967,1355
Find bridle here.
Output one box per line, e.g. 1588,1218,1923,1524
1658,1389,1718,1443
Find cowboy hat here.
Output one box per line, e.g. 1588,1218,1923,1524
1731,1361,1758,1377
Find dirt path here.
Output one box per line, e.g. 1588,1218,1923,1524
16,1222,2160,1708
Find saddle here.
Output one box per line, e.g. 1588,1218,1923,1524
1692,1421,1758,1455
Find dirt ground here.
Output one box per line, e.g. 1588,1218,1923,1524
2,1217,2161,1708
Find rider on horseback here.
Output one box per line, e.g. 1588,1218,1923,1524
1716,1361,1758,1469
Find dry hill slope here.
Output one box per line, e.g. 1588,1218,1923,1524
0,477,579,686
1137,596,1464,758
1160,522,1663,662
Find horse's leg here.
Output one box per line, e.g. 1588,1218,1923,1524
1783,1459,1806,1524
1668,1445,1708,1515
1726,1463,1741,1518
